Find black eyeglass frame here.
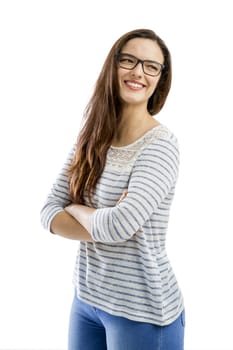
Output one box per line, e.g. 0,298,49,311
115,53,165,77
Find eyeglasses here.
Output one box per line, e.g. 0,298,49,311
116,53,164,77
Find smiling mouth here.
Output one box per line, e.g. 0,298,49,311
125,80,145,89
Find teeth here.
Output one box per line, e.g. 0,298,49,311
126,81,143,88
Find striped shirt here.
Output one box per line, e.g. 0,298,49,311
40,124,184,326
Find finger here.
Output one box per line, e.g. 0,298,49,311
116,190,128,205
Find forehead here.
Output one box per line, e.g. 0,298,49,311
121,38,164,63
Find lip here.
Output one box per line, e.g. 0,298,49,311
124,80,146,90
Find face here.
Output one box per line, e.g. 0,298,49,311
117,38,164,109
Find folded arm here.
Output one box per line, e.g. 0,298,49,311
41,137,179,244
64,190,128,239
65,138,179,244
50,210,94,242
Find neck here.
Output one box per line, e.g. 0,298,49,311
112,105,160,147
119,104,151,128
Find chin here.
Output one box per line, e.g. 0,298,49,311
121,93,146,105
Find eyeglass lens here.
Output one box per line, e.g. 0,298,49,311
117,54,163,76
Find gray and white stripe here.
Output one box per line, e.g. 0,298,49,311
40,124,184,326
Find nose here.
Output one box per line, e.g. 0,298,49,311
130,61,144,77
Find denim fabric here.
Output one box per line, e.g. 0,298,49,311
68,293,185,350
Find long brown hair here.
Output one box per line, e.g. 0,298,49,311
68,29,172,204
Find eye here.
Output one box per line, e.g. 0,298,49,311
145,63,160,72
119,56,135,64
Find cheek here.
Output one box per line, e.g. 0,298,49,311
148,77,160,95
151,76,160,88
147,84,156,97
117,69,125,87
117,71,130,96
118,74,122,88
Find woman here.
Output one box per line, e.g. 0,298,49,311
41,28,185,350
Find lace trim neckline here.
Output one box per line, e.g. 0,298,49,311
110,124,166,150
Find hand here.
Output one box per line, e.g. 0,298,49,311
116,190,128,206
65,203,77,216
64,203,95,234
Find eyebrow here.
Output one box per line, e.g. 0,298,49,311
120,52,163,65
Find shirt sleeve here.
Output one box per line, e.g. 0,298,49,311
40,145,75,232
91,135,179,243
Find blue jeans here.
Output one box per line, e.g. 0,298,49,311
68,293,185,350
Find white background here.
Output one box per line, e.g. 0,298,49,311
0,0,233,349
